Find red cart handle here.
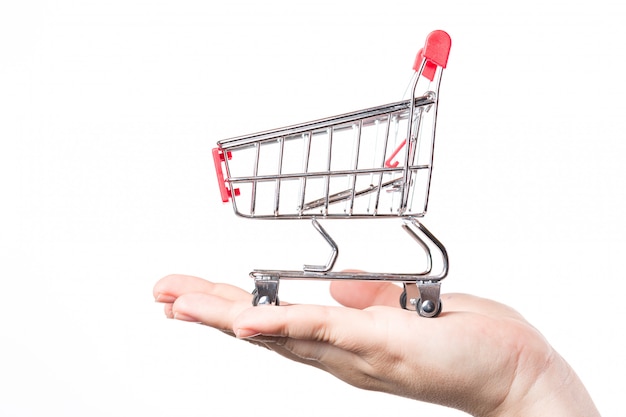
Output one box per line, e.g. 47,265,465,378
413,30,451,81
212,147,239,202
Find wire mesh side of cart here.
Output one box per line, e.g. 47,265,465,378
213,57,447,220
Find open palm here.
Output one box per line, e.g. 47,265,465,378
154,274,598,417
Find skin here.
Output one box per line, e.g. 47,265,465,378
153,274,600,417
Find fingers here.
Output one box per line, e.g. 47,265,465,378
154,274,254,323
154,274,252,303
170,292,252,331
232,303,398,351
166,289,355,372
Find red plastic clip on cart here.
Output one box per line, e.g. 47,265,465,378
213,30,451,317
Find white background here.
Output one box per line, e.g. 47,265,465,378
1,1,624,416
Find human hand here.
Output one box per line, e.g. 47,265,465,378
153,274,599,417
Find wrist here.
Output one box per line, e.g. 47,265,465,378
490,352,599,417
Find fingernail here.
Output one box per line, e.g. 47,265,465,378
173,311,200,322
155,293,177,303
235,328,261,339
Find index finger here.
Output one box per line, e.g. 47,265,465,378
154,274,252,303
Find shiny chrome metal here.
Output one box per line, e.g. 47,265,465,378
303,219,338,273
301,177,404,211
218,96,434,151
215,32,451,316
252,275,280,306
251,218,449,317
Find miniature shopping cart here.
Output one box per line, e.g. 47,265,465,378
213,30,451,317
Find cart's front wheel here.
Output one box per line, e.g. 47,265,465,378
251,287,280,306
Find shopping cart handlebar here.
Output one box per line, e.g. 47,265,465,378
414,30,451,81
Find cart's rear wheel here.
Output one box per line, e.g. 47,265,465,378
399,290,442,318
417,298,442,317
399,290,407,308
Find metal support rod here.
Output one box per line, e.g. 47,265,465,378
303,218,339,273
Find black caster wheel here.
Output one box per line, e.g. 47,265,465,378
399,289,408,309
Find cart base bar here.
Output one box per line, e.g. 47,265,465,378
250,270,443,318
